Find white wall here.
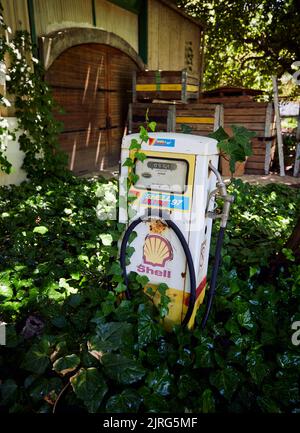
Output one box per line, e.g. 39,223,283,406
0,117,27,186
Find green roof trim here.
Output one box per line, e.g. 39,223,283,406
108,0,142,14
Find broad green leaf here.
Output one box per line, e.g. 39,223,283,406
146,368,174,396
99,234,113,246
209,367,242,400
53,354,80,376
106,389,142,413
129,139,141,150
138,310,163,347
201,389,215,413
257,396,281,413
246,350,269,385
148,121,156,132
0,283,13,299
195,344,214,368
209,126,229,141
29,377,62,402
88,322,133,356
237,309,255,330
102,353,145,385
33,226,48,235
21,341,51,375
70,368,108,413
135,152,147,162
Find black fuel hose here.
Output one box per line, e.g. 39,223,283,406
119,216,196,327
201,226,225,329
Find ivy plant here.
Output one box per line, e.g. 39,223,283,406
209,125,256,174
0,3,68,178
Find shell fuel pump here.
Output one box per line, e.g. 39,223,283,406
119,133,233,330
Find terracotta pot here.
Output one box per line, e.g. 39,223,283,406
221,156,246,177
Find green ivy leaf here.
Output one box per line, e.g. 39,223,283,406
148,121,157,132
0,283,13,299
237,309,255,330
102,354,145,385
201,389,216,413
138,309,163,348
106,389,142,413
146,367,174,396
53,354,80,376
88,322,133,356
123,158,134,167
246,350,269,385
33,226,48,235
208,126,229,141
135,152,147,162
195,344,214,368
209,367,242,400
129,139,141,150
21,340,52,375
99,234,113,246
70,368,108,413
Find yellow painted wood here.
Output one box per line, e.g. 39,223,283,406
136,84,198,92
176,117,215,124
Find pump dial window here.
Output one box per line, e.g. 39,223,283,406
134,157,188,193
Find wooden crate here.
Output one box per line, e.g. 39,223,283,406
220,102,276,175
174,103,223,136
133,70,199,103
128,102,176,134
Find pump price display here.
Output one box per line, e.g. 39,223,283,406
135,157,188,194
140,191,190,211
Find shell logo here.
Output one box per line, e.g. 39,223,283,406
143,234,173,267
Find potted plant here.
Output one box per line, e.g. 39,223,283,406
209,125,256,177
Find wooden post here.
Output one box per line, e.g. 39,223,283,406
128,103,133,134
294,114,300,177
264,102,273,175
272,76,285,176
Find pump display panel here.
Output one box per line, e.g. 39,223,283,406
134,157,188,193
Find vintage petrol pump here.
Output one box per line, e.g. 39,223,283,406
119,132,233,330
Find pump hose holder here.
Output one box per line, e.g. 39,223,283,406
119,211,196,327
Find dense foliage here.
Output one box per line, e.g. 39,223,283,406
177,0,300,94
0,177,299,413
0,2,68,177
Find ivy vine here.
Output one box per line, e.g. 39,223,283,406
0,2,68,178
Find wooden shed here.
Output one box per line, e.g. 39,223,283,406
2,0,204,174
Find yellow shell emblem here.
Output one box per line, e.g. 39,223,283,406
143,235,173,267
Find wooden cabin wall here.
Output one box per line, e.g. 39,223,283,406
95,1,138,52
33,0,93,35
33,0,139,52
2,0,139,53
147,0,202,77
2,0,30,34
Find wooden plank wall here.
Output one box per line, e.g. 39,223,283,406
33,0,93,35
148,0,201,76
95,0,138,52
2,0,30,34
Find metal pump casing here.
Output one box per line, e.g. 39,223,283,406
119,132,220,329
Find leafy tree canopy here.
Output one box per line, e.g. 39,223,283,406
177,0,300,96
